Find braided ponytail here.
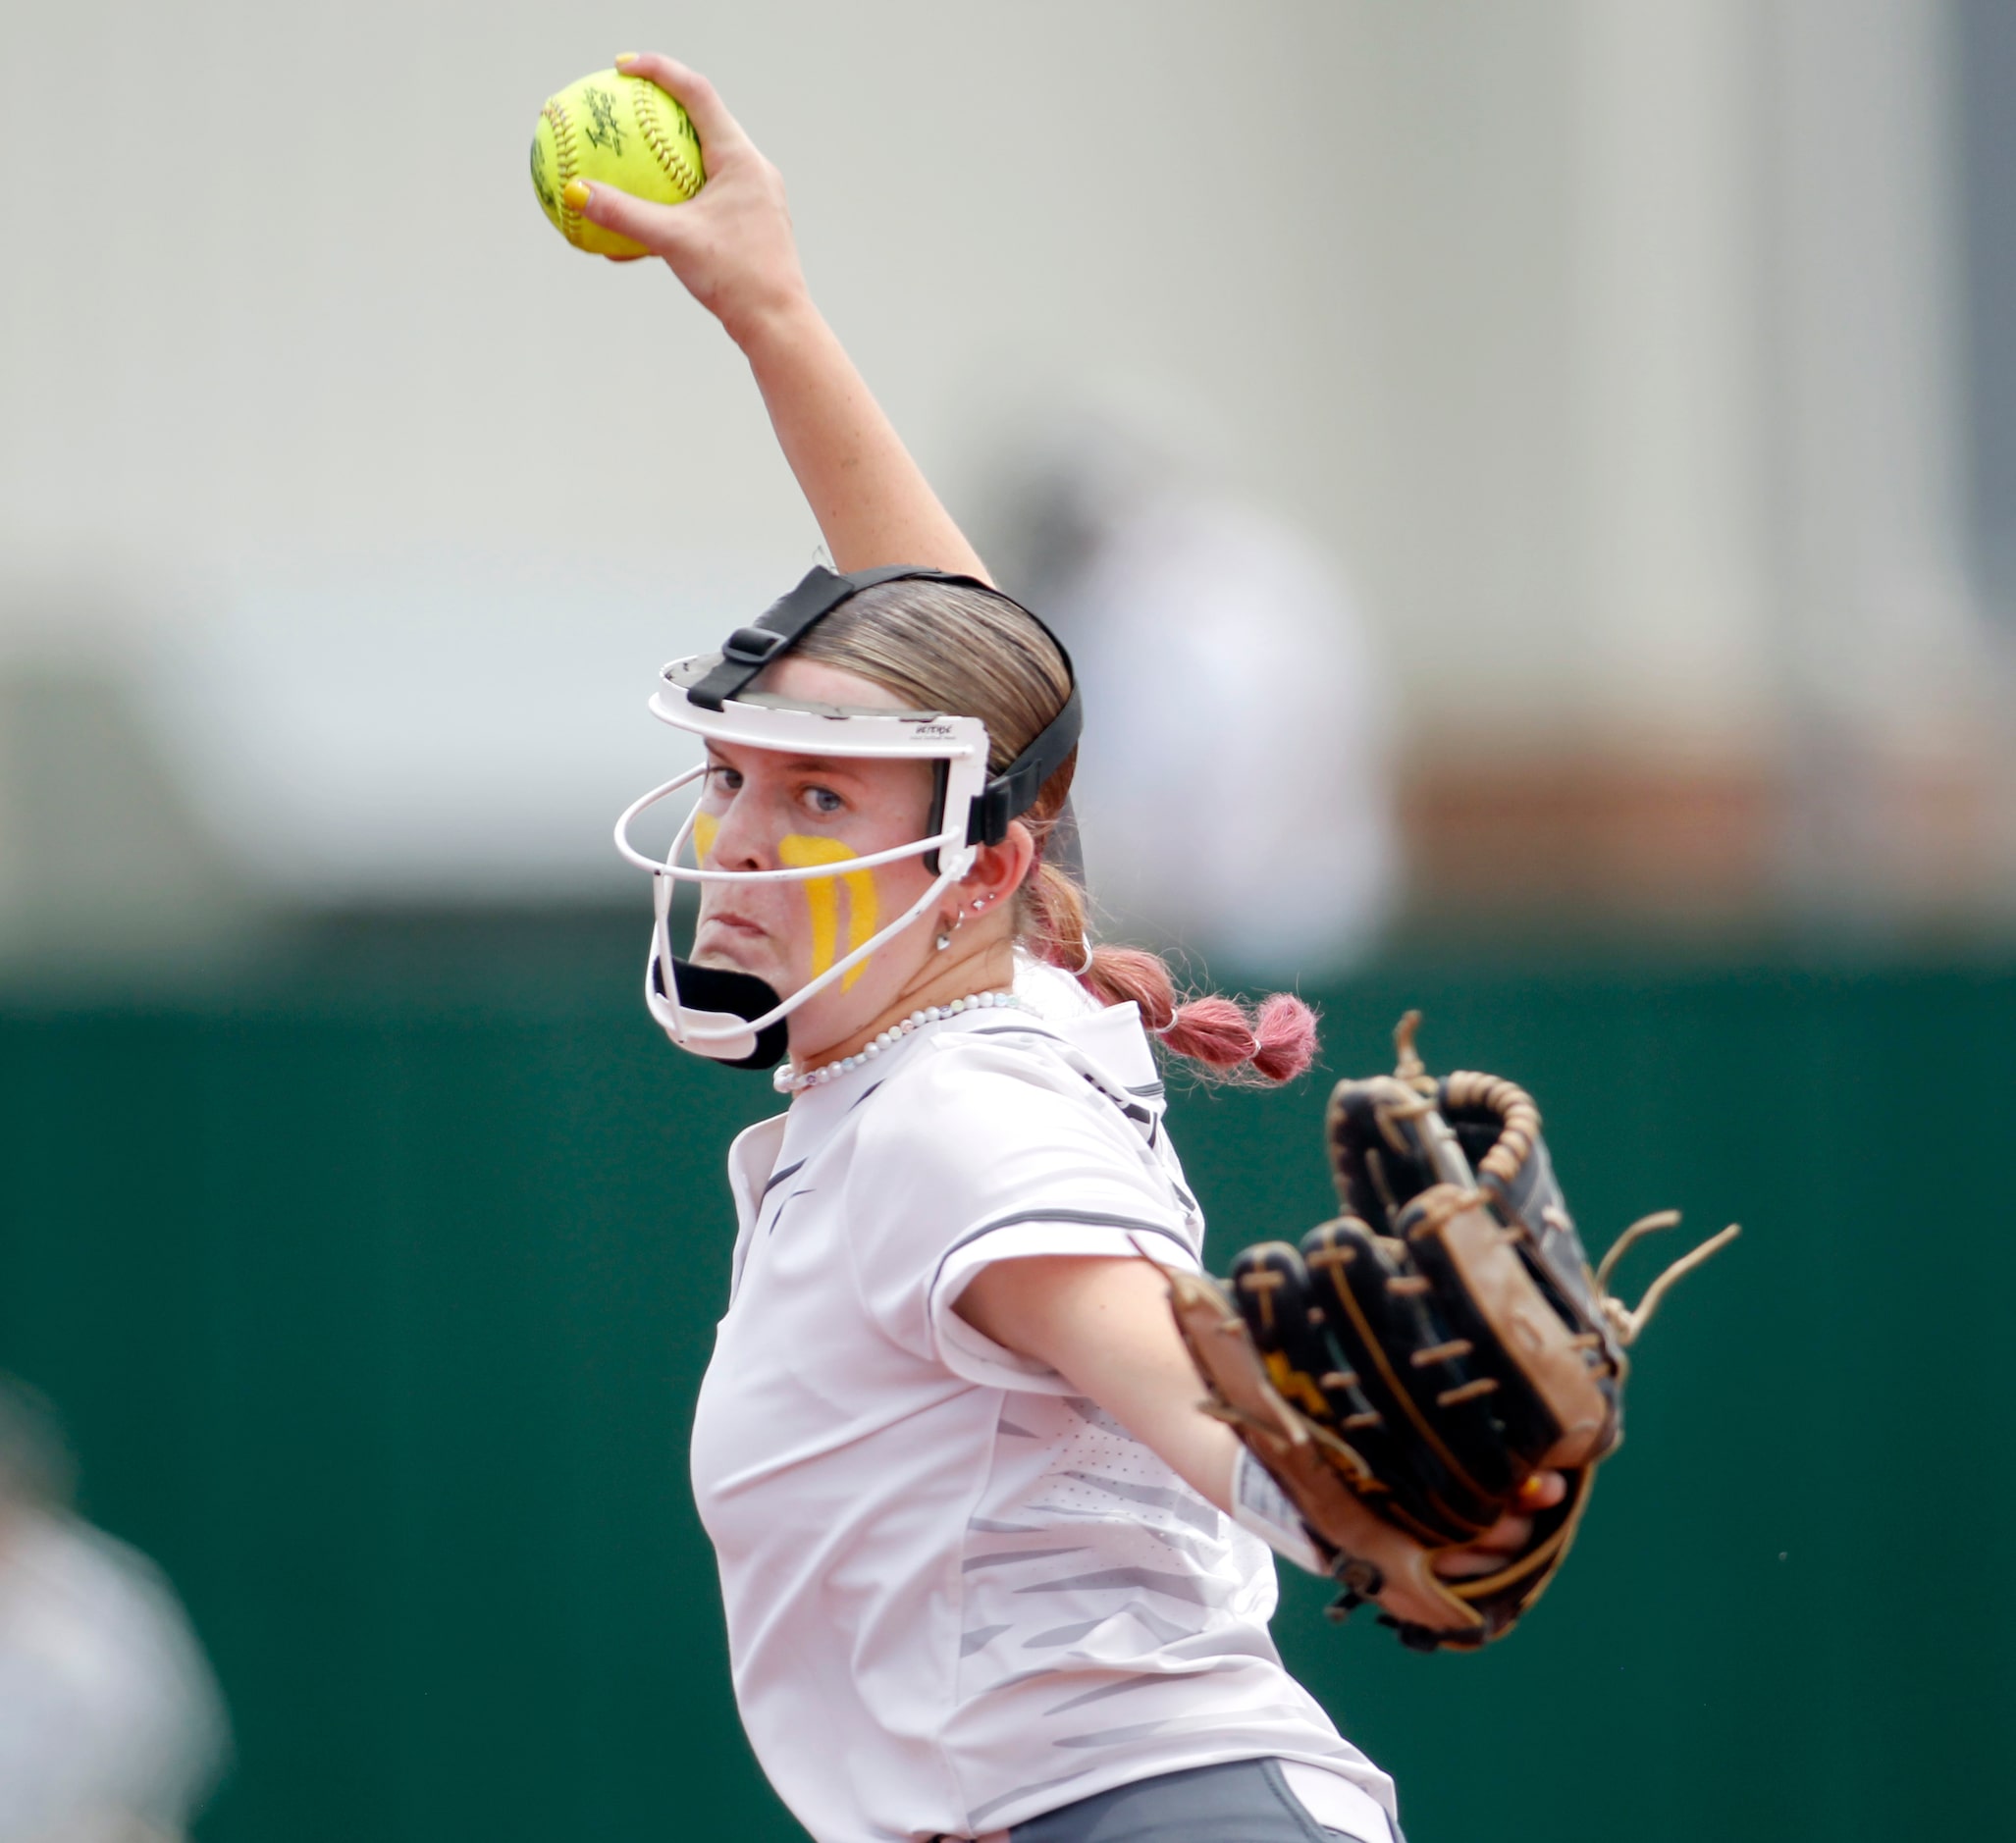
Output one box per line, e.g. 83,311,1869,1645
1022,851,1318,1085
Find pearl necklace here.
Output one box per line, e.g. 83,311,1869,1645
771,990,1023,1093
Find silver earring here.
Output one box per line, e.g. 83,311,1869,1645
935,930,952,952
971,897,988,912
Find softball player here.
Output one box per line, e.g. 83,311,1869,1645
587,55,1551,1843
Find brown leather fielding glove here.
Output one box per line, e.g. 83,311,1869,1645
1167,1014,1736,1652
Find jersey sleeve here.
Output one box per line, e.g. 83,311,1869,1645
844,1034,1199,1393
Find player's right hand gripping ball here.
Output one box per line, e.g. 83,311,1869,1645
1167,1014,1738,1652
530,69,705,257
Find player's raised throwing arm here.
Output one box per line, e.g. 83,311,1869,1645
564,53,988,582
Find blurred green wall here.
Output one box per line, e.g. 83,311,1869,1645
1,954,2005,1842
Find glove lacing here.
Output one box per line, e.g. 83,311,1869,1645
1387,1009,1739,1349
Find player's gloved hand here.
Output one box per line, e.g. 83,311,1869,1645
566,54,809,344
1167,1013,1737,1652
1430,1469,1565,1579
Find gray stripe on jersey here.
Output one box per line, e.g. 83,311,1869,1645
1018,1603,1200,1649
1062,1395,1129,1434
978,1664,1070,1693
1097,1521,1229,1571
1019,1514,1222,1568
1060,1469,1222,1536
1064,1395,1129,1435
1040,1670,1224,1716
962,1547,1090,1572
764,1188,813,1238
1010,1565,1232,1608
759,1158,806,1196
1023,1499,1200,1527
930,1213,1191,1298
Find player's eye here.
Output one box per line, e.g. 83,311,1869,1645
805,785,845,817
704,764,742,797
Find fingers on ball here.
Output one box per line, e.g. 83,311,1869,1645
616,52,740,154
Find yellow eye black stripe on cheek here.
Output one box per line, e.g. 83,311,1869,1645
692,811,720,863
777,835,879,989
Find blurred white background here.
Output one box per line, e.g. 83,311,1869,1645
2,0,2011,967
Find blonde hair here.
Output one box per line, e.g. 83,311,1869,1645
793,578,1317,1083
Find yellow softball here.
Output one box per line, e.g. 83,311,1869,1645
530,69,706,258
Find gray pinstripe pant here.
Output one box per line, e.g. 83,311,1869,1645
967,1758,1402,1843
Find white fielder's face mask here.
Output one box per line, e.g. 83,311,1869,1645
612,566,1082,1070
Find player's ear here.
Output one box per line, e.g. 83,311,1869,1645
963,821,1036,907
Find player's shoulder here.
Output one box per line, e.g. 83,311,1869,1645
881,1015,1098,1121
853,1008,1158,1167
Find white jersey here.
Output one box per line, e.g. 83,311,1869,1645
688,989,1395,1843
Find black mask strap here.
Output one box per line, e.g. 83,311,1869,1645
965,680,1083,847
685,564,926,711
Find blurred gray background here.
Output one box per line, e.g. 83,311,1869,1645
7,0,2015,974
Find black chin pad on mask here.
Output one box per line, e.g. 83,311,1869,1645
657,960,791,1071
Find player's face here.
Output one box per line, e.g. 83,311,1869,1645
688,659,943,1049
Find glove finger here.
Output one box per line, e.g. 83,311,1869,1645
1431,1075,1620,1374
1231,1238,1468,1547
1227,1240,1312,1355
1326,1078,1435,1234
1230,1242,1383,1433
1299,1217,1513,1538
1399,1192,1620,1470
1439,1081,1558,1238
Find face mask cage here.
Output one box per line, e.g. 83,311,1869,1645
614,699,992,1065
611,566,1083,1072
